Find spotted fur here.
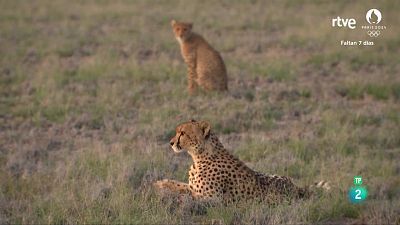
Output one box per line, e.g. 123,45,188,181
155,120,329,203
171,20,228,94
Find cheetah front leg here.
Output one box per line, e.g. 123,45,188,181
154,179,192,195
154,179,203,199
185,56,198,94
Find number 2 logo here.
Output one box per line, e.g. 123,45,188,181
355,189,361,200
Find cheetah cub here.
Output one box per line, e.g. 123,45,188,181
171,20,228,94
155,120,330,204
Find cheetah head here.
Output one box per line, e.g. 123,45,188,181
171,20,193,43
169,119,210,156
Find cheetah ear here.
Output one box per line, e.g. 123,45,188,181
190,119,197,123
171,20,176,27
199,121,211,139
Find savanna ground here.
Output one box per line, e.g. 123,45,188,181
1,0,400,224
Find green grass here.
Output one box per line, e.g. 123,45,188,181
336,83,400,100
365,84,391,100
390,83,400,101
1,0,400,224
250,62,296,81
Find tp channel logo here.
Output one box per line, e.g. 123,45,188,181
348,176,368,203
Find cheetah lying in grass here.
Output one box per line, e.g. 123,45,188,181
155,120,329,204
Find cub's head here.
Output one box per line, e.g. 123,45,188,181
169,120,210,156
171,20,193,42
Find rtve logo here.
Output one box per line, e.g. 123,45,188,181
332,16,356,29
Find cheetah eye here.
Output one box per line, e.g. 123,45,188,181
182,28,187,31
180,131,185,136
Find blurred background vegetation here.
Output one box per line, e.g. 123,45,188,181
0,0,399,224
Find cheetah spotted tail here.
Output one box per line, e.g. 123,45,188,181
310,180,331,191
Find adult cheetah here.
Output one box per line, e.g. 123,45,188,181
154,120,329,203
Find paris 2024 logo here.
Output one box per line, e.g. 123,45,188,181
362,9,386,37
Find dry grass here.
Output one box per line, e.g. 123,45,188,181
1,0,400,224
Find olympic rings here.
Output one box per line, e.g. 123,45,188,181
367,30,380,37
